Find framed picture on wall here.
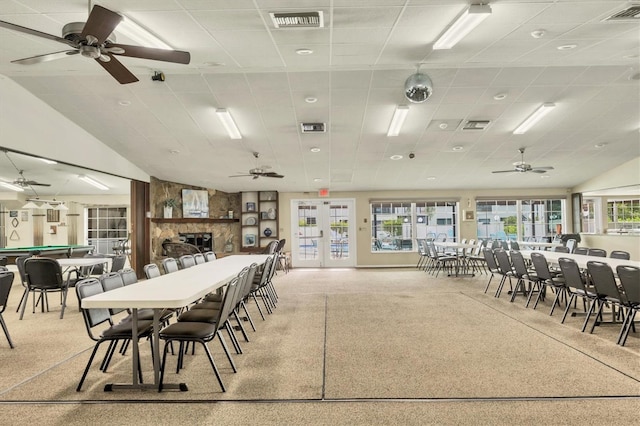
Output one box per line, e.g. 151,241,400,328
46,209,60,222
9,210,18,218
244,234,256,247
21,211,28,222
182,189,209,218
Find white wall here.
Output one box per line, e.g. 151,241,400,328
0,74,149,183
572,156,640,260
280,187,570,267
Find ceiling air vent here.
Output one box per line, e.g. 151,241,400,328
301,122,326,133
270,11,324,28
604,5,640,21
461,120,491,130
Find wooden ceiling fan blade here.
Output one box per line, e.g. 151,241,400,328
533,166,554,170
0,19,76,47
108,43,190,64
262,172,284,178
228,174,253,178
530,169,548,174
492,170,516,174
94,54,138,84
11,50,78,65
27,182,51,186
81,5,122,44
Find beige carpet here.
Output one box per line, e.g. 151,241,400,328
0,267,638,424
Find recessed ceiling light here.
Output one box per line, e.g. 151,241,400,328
202,61,225,67
169,149,180,154
452,146,464,151
530,29,545,39
594,143,607,148
540,175,550,179
296,48,314,55
390,155,403,160
305,97,318,103
439,123,448,130
310,147,321,153
493,93,507,100
426,176,437,180
557,44,577,50
313,178,322,182
118,100,131,106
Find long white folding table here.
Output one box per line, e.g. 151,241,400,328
518,250,639,270
517,241,562,250
434,242,478,276
81,254,270,392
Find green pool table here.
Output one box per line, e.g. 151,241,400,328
0,245,95,265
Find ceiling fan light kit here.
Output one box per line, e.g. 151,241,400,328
492,148,554,174
0,4,190,84
229,152,284,179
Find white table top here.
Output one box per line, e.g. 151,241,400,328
519,250,639,270
82,254,270,310
57,257,109,268
434,242,478,250
517,241,562,248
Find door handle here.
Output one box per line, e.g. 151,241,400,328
319,230,323,238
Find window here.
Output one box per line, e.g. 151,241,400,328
86,207,128,254
607,199,640,233
371,201,458,252
476,199,565,241
581,198,598,234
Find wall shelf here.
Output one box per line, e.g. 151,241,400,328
241,191,279,249
151,218,239,224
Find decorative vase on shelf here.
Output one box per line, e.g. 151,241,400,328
163,198,177,219
263,228,272,237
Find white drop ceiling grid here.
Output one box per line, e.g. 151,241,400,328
0,0,637,195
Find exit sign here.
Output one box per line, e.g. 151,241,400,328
318,188,329,197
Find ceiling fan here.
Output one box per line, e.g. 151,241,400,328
2,150,51,188
229,152,284,180
0,3,190,84
12,170,51,187
492,148,554,174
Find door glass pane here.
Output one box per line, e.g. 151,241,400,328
297,204,318,260
330,204,349,259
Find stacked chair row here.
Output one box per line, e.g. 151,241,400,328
482,248,639,347
75,253,280,392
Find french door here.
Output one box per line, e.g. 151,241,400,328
291,199,356,267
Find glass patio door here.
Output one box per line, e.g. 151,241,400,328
291,199,356,268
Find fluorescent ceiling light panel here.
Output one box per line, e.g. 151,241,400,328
513,103,556,134
433,4,492,50
0,182,24,191
387,105,410,137
38,158,57,165
216,108,242,139
78,175,109,190
118,16,172,50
